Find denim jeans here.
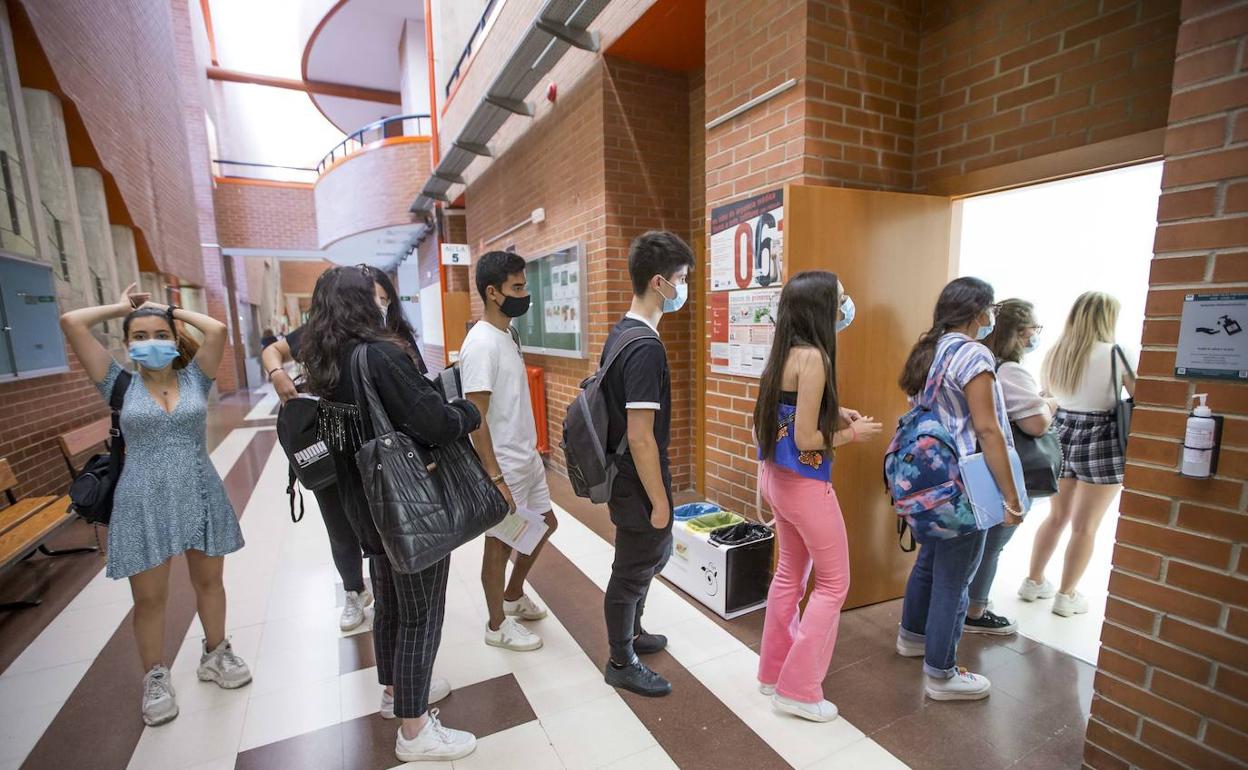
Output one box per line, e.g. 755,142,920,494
967,523,1018,615
899,528,987,678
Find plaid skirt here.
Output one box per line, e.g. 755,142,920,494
1054,409,1124,485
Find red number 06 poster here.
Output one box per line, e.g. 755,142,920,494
709,189,783,292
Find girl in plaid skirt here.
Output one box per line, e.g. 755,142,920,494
1020,292,1136,617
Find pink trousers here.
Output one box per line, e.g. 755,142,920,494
757,462,850,703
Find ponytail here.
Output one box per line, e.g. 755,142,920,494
898,327,944,396
173,322,199,369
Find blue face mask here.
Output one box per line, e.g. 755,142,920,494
660,276,688,313
975,313,995,341
129,340,179,370
1024,334,1040,353
836,295,855,333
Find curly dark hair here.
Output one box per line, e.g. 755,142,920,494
299,266,409,397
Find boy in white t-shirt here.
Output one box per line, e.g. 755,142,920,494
460,251,558,652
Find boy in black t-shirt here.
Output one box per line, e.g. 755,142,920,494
601,231,695,697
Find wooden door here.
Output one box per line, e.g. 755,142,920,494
784,184,954,609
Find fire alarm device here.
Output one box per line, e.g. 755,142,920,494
547,83,557,102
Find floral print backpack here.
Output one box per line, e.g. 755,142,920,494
883,339,979,548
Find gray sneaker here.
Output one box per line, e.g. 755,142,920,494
142,665,179,726
197,638,253,689
340,589,373,632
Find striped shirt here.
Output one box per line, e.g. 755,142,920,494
920,333,1012,457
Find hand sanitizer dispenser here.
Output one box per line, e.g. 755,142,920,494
1181,394,1222,479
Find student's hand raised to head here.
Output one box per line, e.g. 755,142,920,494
118,282,150,310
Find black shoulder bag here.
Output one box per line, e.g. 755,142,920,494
1111,345,1135,456
69,371,133,525
351,345,507,574
998,363,1063,498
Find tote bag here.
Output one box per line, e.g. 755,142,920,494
1110,345,1135,456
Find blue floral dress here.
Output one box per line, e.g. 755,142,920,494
96,359,243,579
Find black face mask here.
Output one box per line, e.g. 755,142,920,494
497,293,531,318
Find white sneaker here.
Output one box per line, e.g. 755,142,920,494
141,665,178,726
484,617,543,651
381,677,451,719
925,669,991,701
759,682,776,696
340,589,373,632
773,694,838,722
895,633,925,658
502,594,548,621
1018,577,1056,602
394,708,476,762
1053,591,1089,617
197,638,252,689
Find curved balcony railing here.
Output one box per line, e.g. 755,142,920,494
213,159,318,185
316,113,432,175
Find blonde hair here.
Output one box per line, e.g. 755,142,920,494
1042,292,1120,394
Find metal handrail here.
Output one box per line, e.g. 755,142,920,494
212,159,319,184
445,0,500,98
316,113,432,174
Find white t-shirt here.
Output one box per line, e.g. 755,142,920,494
1050,341,1137,413
997,361,1049,421
459,320,538,477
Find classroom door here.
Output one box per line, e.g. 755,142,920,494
784,184,955,609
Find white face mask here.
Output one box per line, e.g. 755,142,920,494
376,300,388,326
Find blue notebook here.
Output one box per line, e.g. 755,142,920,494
958,448,1032,530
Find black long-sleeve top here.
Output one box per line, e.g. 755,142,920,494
323,340,480,557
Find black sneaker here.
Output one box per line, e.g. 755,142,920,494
604,659,672,697
963,610,1018,635
633,631,668,655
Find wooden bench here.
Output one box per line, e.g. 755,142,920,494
0,457,93,610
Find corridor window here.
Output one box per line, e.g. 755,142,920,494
0,254,68,379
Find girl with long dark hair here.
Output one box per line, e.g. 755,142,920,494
753,270,881,722
300,266,482,763
60,284,251,727
894,277,1022,701
260,266,425,633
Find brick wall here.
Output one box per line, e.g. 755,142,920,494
17,0,204,283
914,0,1179,189
213,180,318,251
465,65,607,475
279,260,333,295
0,346,108,498
314,139,432,249
602,58,696,489
805,0,921,191
1084,3,1248,768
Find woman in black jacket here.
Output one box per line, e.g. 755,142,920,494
300,266,482,763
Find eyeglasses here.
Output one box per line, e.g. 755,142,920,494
1024,324,1044,334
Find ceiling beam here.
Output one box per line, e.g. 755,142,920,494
206,66,401,105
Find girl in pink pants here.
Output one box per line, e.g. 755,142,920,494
751,270,882,723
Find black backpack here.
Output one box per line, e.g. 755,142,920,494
561,326,659,503
68,371,132,525
276,395,337,522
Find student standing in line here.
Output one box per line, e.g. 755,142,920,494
966,299,1055,635
460,251,558,652
261,268,426,632
1023,292,1134,617
895,277,1023,701
61,283,252,727
753,271,882,722
301,266,480,762
601,231,695,697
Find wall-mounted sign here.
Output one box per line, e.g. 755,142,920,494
710,189,783,292
709,287,780,378
441,243,471,266
1175,293,1247,380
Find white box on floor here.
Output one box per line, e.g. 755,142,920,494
661,521,772,619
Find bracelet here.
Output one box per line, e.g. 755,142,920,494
267,367,283,377
490,474,506,485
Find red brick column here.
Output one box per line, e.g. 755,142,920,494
1084,3,1248,768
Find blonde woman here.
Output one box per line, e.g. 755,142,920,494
1021,292,1135,617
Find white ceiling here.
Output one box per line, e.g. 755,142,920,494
304,0,424,133
324,222,429,272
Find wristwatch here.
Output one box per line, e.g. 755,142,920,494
165,304,180,323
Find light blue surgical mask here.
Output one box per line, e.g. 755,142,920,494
1024,335,1040,353
659,276,687,313
129,340,179,370
836,295,855,333
975,311,995,341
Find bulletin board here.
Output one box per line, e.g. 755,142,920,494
513,242,587,359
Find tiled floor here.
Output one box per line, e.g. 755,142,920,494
0,389,1097,769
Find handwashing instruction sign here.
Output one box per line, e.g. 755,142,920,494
1175,293,1247,380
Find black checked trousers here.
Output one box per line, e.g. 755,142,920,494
369,553,451,719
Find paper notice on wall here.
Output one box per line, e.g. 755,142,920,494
709,287,780,378
1175,293,1248,380
487,506,549,556
710,189,784,292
